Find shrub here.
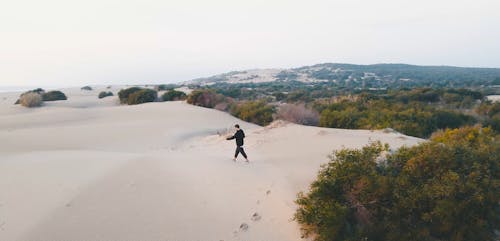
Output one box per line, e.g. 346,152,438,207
186,89,225,108
161,90,187,101
276,103,319,126
118,87,142,103
42,90,67,101
295,126,500,241
19,92,43,107
81,86,92,91
14,88,45,104
230,100,275,126
98,91,113,99
127,89,157,105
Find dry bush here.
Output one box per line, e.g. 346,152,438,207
20,92,43,107
276,103,319,126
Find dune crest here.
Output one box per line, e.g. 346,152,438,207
0,87,423,241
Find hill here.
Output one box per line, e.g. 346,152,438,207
185,63,500,88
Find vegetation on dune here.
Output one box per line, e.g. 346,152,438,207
117,87,157,105
19,92,43,107
185,84,497,134
295,126,500,241
161,90,187,101
98,91,113,99
230,100,275,126
316,96,476,138
81,86,93,91
275,103,320,126
127,89,157,105
42,90,67,101
118,87,142,104
14,88,45,105
186,89,225,108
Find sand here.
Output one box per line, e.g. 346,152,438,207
0,86,423,241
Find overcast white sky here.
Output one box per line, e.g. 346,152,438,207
1,0,499,86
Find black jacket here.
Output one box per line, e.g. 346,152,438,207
227,129,245,146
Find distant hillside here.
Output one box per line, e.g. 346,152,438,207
185,63,500,88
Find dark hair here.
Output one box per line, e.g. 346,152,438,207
235,124,240,128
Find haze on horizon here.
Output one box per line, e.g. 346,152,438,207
1,0,499,87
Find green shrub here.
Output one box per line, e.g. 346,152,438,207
19,92,43,107
230,100,275,126
118,87,142,104
127,89,157,105
42,90,67,101
81,86,92,91
186,89,225,108
295,126,499,241
98,91,113,99
162,90,187,101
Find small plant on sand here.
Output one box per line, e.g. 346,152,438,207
127,89,158,105
98,91,114,99
42,90,67,101
161,90,187,101
81,86,93,91
19,92,43,107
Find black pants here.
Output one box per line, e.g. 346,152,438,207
235,145,247,159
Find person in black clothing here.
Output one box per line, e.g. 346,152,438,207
226,124,249,162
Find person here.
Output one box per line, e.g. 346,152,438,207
226,124,249,162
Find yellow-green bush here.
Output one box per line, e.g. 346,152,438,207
127,89,157,105
230,101,275,126
295,126,499,241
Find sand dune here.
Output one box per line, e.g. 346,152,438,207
0,87,423,241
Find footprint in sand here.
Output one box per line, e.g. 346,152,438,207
239,223,249,231
251,212,261,221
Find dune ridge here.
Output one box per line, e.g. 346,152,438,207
0,87,423,241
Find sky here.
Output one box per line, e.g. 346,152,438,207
0,0,499,87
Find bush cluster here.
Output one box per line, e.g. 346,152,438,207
276,103,319,126
117,87,142,103
117,87,158,105
317,98,475,138
230,100,275,126
161,90,187,101
186,89,225,108
127,89,157,105
295,126,499,241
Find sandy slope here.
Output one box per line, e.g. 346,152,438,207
0,87,423,241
